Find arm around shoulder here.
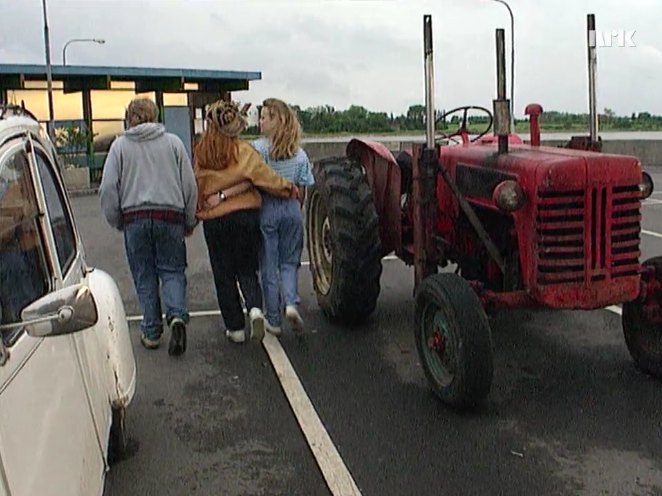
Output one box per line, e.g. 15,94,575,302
244,146,298,199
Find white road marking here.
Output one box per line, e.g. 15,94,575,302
643,229,662,239
643,199,662,206
128,249,639,493
127,257,405,321
605,305,623,316
261,333,362,496
300,254,400,267
127,309,221,322
130,304,625,322
126,310,362,495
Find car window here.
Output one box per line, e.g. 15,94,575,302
34,150,76,274
0,147,49,338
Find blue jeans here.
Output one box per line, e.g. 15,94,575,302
260,195,303,327
123,218,189,339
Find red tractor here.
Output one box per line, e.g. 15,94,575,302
304,15,661,409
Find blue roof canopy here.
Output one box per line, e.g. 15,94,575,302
0,63,261,93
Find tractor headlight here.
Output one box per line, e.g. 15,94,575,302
493,180,526,212
639,171,654,199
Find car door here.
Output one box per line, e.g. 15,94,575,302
0,138,103,496
30,138,113,460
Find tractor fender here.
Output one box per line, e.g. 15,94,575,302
346,138,402,255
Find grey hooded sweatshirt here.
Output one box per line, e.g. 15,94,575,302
99,123,198,230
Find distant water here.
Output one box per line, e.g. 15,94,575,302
302,131,662,143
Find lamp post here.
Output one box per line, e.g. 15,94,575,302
41,0,55,139
491,0,515,130
62,38,105,65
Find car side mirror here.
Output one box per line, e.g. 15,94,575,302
17,284,98,338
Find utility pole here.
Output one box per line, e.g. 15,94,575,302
41,0,55,139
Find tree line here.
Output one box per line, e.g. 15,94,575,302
246,104,662,135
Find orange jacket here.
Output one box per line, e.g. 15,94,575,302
195,140,297,220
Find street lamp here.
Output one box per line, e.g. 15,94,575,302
41,0,55,139
491,0,515,131
62,38,105,65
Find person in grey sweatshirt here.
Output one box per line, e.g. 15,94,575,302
99,97,197,356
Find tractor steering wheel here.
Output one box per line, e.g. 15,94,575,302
435,106,493,144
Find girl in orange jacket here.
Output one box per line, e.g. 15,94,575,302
194,100,298,344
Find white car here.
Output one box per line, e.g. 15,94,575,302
0,105,136,496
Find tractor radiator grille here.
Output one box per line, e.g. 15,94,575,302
536,186,641,285
610,185,641,279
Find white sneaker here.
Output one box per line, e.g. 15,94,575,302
265,321,282,336
249,307,265,341
225,329,245,344
285,305,304,334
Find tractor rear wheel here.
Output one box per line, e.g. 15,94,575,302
305,156,382,325
414,273,494,409
622,256,662,379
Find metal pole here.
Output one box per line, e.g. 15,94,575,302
62,38,106,66
495,29,509,154
492,0,515,129
41,0,55,139
414,14,440,287
496,30,507,101
587,14,598,142
62,41,70,66
423,15,435,148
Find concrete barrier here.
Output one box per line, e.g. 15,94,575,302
62,167,91,190
300,137,662,168
541,140,662,168
71,135,662,193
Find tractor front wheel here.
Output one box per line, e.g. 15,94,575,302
622,256,662,379
414,273,494,409
305,157,383,325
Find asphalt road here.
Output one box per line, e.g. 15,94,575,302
69,174,662,496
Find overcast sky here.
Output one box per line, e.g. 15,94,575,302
2,0,661,118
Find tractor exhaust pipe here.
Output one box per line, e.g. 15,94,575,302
587,13,599,142
413,14,440,284
424,15,435,147
413,15,506,283
494,29,510,154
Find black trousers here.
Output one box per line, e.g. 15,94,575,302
202,209,263,331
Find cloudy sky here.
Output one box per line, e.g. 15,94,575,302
1,0,661,119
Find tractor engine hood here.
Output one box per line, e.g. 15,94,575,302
440,143,642,206
440,142,645,309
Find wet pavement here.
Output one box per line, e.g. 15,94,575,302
70,173,662,496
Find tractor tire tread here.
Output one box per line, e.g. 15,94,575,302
414,273,493,409
307,156,383,325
